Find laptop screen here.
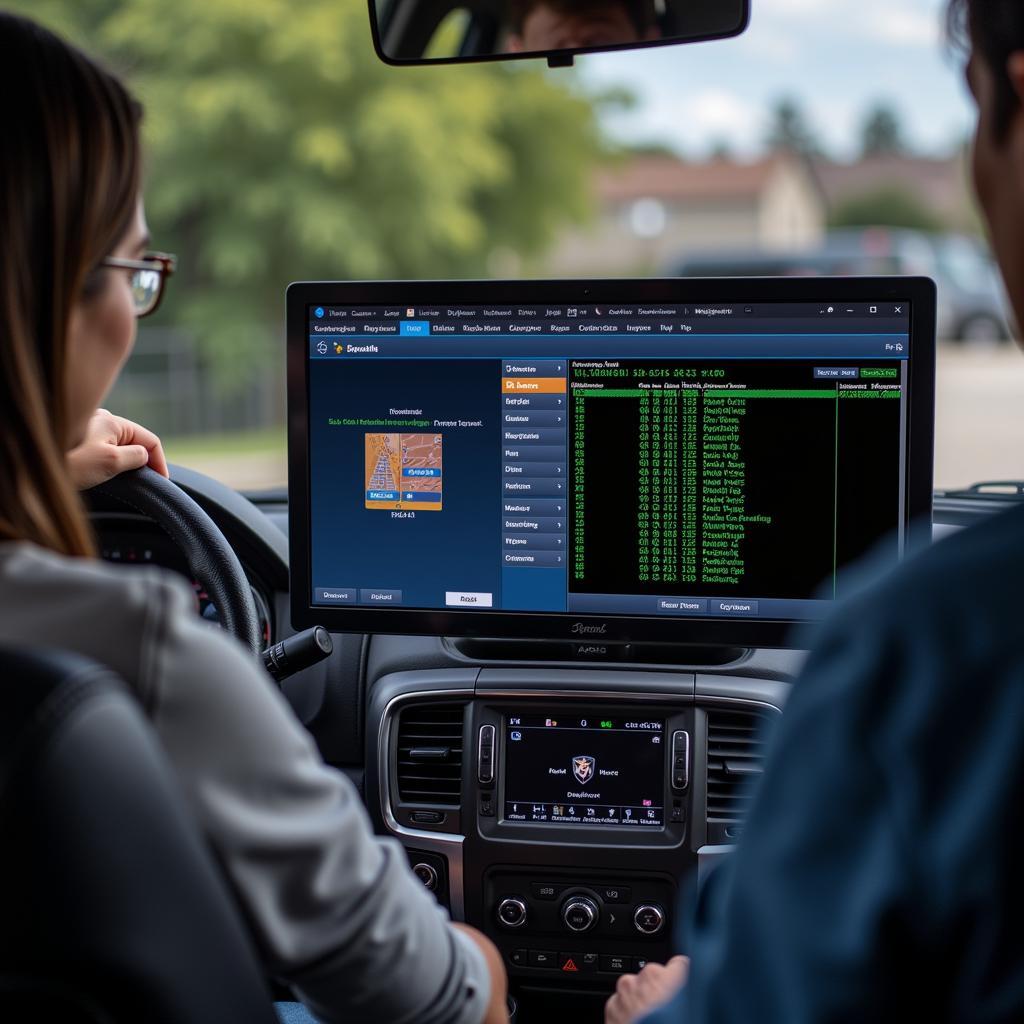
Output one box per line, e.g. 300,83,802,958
290,282,932,645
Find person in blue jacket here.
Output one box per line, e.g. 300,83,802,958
606,2,1024,1021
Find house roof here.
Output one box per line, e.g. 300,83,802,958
597,155,798,203
813,153,968,211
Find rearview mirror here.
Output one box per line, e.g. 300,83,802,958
369,0,750,68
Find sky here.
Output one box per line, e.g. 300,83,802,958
574,0,974,161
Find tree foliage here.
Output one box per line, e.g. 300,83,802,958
12,0,607,382
764,96,820,157
860,103,906,157
828,186,946,233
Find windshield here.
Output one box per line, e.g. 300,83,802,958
17,0,1024,494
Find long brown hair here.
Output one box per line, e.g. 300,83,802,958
0,13,142,557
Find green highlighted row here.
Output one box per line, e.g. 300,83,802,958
577,379,898,400
577,388,836,399
703,389,834,399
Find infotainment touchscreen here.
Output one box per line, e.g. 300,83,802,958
288,279,936,645
503,713,665,827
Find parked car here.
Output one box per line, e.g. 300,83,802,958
672,227,1014,342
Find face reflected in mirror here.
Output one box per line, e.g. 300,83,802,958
505,0,660,53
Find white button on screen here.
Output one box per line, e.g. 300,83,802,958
445,592,493,607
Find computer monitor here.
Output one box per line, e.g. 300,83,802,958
287,278,935,647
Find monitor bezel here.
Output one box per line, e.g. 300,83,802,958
287,276,936,648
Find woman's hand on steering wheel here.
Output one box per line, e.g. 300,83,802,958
67,409,170,490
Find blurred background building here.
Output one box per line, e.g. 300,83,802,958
547,153,825,276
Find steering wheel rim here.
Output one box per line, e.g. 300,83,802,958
88,466,263,654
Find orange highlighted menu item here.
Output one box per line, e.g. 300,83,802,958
502,377,566,394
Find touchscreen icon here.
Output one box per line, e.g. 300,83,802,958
572,755,596,784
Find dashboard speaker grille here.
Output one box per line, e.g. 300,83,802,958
706,708,772,825
395,702,466,806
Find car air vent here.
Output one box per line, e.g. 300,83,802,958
395,702,466,807
706,708,772,826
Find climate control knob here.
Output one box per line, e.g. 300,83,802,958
497,897,528,929
562,895,599,933
633,904,665,936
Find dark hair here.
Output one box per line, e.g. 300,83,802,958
508,0,654,36
0,13,142,556
948,0,1024,140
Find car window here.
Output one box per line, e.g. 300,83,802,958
17,0,1024,494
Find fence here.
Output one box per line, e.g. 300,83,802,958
106,328,282,439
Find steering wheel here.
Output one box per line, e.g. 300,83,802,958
88,467,263,654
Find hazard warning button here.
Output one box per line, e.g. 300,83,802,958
559,952,596,973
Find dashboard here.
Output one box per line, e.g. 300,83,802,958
364,640,787,1007
85,467,1012,1017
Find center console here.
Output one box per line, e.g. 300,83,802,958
367,664,786,995
477,701,688,980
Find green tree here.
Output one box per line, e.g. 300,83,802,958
764,96,821,157
860,103,906,157
13,0,606,386
828,186,946,232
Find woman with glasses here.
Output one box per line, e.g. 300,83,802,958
0,12,507,1024
64,254,175,489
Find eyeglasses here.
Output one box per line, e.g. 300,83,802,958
101,252,177,318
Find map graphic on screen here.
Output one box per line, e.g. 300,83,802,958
364,432,443,511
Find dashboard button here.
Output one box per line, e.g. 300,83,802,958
671,730,690,791
562,896,599,933
633,904,666,936
582,952,600,971
411,863,438,891
529,949,558,969
600,955,630,974
634,957,650,971
478,724,495,784
510,949,528,967
598,885,631,904
497,897,528,929
558,953,582,973
530,882,562,901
